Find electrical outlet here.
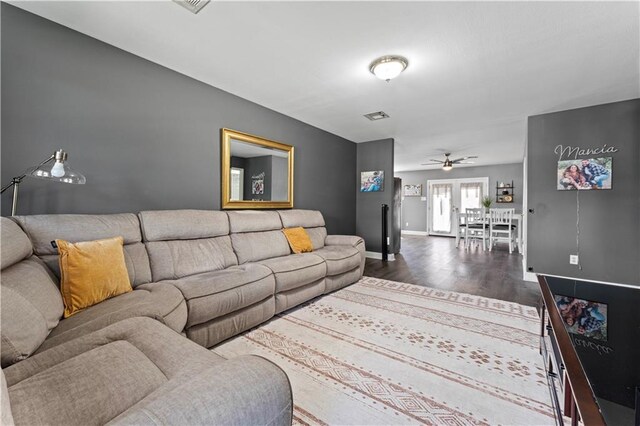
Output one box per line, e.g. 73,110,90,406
386,237,390,245
405,222,409,227
569,255,579,265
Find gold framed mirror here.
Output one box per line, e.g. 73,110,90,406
221,128,294,209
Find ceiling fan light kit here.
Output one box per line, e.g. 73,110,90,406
369,55,409,82
422,153,478,171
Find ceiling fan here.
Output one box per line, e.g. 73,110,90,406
421,153,478,171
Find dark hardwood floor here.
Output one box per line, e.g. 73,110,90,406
364,234,541,307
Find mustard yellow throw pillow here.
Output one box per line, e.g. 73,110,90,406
282,227,314,254
57,236,132,318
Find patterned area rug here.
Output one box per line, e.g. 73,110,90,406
212,276,554,425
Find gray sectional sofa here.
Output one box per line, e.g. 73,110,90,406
0,209,365,425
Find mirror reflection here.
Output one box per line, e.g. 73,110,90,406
229,140,289,202
221,128,294,209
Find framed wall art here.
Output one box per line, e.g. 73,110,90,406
403,184,422,196
557,157,612,190
360,171,384,192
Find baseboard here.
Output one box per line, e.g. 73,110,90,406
365,251,395,261
401,230,428,236
523,271,537,282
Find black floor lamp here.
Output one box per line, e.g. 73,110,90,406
1,149,86,216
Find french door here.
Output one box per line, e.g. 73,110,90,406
427,177,489,236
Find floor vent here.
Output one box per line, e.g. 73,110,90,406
364,111,390,121
173,0,211,14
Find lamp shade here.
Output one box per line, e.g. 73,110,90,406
27,149,86,184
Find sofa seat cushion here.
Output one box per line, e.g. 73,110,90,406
4,317,224,426
162,264,275,328
107,355,293,426
36,283,187,354
313,246,361,276
259,253,327,293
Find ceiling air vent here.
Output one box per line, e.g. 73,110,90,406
173,0,211,14
364,111,390,121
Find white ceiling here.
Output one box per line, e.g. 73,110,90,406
11,1,640,172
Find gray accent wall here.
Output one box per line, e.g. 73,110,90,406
395,163,524,232
527,99,639,285
356,138,395,253
0,4,356,234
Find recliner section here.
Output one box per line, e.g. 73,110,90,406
138,210,279,347
137,209,365,345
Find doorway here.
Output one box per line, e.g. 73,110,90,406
426,177,489,236
230,167,244,201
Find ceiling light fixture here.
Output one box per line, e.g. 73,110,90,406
369,55,409,82
421,153,478,171
363,111,390,121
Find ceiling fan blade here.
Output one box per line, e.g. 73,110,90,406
456,161,476,164
420,162,443,165
428,159,445,163
451,156,478,163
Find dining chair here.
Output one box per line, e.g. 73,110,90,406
456,208,467,248
465,208,487,251
489,208,517,253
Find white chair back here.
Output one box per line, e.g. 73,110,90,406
464,208,487,251
466,208,485,225
490,208,514,226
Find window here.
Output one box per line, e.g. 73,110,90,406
460,182,483,213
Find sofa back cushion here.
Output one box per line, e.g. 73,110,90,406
227,211,290,264
139,210,237,281
278,210,327,250
12,214,152,287
1,217,32,270
1,218,63,367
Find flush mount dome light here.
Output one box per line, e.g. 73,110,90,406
369,55,409,81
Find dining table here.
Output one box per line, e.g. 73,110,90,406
454,210,524,254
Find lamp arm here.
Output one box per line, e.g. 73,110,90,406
0,155,55,194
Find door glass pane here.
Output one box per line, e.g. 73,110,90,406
431,183,452,233
460,182,483,213
230,168,244,201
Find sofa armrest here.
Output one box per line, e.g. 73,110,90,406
325,235,366,279
108,355,293,426
325,235,365,248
